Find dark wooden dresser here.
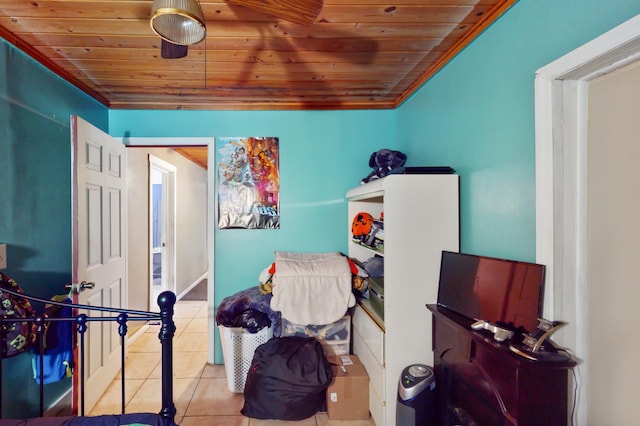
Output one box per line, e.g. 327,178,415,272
426,304,576,426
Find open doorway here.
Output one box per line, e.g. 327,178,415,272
125,138,214,363
125,144,209,312
149,155,177,306
91,143,212,416
535,14,640,425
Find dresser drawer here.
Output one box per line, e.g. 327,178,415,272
353,305,384,365
353,326,385,402
368,382,385,426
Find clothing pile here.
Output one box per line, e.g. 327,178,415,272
215,286,280,336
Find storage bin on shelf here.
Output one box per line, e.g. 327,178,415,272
368,276,384,320
281,315,351,357
218,324,273,393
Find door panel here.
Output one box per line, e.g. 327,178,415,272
108,280,122,351
87,185,102,267
108,188,122,258
85,290,103,378
72,115,126,414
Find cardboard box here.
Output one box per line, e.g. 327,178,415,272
326,355,370,420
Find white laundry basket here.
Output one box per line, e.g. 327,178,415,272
219,325,273,393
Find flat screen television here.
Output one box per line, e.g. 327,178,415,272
436,251,545,334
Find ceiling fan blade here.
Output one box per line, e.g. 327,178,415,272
161,39,188,59
227,0,323,26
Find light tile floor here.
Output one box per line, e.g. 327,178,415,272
90,299,375,425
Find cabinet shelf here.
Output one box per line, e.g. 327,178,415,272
358,299,384,331
346,178,385,201
347,174,459,426
350,239,384,256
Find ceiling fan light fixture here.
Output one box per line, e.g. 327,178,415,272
150,0,206,45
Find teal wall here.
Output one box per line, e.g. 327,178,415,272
108,109,396,362
398,0,640,262
109,109,395,290
0,40,108,417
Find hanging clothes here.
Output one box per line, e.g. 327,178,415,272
32,295,73,384
0,272,37,357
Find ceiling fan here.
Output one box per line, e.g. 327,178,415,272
150,0,324,59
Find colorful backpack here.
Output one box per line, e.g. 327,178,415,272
0,272,36,357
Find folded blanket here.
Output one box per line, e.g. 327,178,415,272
270,251,355,325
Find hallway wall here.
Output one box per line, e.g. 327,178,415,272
127,147,208,312
587,59,640,425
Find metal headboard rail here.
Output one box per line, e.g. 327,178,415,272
0,286,176,424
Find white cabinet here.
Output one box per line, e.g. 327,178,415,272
347,175,459,426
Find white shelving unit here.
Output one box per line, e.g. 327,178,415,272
347,174,459,426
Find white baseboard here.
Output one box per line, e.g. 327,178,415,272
44,388,72,417
176,272,208,300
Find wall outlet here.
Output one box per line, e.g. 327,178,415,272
0,244,6,269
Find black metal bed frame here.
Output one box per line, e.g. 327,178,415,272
0,287,176,424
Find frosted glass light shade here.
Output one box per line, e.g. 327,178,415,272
150,0,206,45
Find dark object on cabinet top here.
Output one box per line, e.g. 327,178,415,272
404,166,455,174
361,149,407,184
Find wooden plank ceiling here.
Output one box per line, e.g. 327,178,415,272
0,0,515,111
174,147,208,169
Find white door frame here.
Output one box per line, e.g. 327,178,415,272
127,137,215,363
149,155,177,302
535,14,640,425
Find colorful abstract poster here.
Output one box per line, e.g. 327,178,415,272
216,137,280,229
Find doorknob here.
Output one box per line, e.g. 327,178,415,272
65,281,96,293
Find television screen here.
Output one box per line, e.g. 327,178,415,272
436,251,545,334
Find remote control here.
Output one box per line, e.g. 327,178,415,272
471,320,514,342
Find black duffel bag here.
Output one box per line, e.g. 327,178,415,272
241,336,333,420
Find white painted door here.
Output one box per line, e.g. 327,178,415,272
71,115,127,414
149,155,176,307
150,165,167,303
